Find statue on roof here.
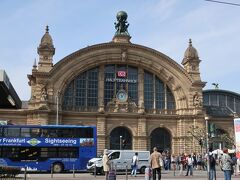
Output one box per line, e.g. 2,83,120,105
114,11,130,36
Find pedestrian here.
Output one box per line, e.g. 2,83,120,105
102,149,110,180
185,154,194,176
178,153,184,176
131,152,139,177
220,148,233,180
150,147,162,180
237,157,240,175
171,154,177,173
209,150,216,180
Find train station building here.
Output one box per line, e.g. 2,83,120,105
0,11,239,154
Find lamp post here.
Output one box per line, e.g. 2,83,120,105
205,116,210,180
120,136,122,150
56,91,59,125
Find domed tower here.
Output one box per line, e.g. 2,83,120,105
182,39,201,82
37,25,55,72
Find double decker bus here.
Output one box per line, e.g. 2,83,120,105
0,125,97,172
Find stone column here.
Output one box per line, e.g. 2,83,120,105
97,116,106,154
98,65,105,113
138,68,144,113
136,117,147,150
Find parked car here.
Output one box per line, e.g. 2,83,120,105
87,150,150,174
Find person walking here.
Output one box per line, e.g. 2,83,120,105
185,154,194,176
131,152,139,177
102,149,111,180
178,153,184,176
209,151,216,180
150,147,162,180
220,148,233,180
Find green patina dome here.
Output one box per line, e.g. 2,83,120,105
116,11,128,20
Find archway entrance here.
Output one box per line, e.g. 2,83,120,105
150,128,171,152
110,127,132,150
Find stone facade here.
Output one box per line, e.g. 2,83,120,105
0,25,235,155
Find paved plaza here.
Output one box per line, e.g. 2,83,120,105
14,170,240,180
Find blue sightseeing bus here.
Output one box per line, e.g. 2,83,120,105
0,125,97,172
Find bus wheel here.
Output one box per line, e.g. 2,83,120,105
140,166,146,174
53,163,63,173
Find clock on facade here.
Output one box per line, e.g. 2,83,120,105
116,90,128,102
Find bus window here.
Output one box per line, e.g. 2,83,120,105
48,129,58,138
76,128,93,138
2,147,20,158
21,128,31,137
3,127,20,137
58,147,79,158
41,129,48,137
31,128,41,137
20,147,40,160
58,128,74,138
45,147,58,158
0,127,3,136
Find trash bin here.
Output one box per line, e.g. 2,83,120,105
145,167,152,180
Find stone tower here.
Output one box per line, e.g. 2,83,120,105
37,25,55,72
182,39,201,82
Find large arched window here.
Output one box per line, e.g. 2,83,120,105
62,67,99,111
144,70,175,112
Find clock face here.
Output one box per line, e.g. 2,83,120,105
117,90,128,102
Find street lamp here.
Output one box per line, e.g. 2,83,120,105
120,136,122,150
55,91,59,125
205,116,210,180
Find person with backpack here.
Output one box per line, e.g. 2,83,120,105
131,152,139,177
219,148,233,180
209,150,216,180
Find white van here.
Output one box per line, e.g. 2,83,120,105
86,150,150,174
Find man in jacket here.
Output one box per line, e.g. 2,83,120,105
150,147,162,180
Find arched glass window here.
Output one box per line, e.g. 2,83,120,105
144,70,175,111
62,67,99,111
144,71,154,109
104,64,138,105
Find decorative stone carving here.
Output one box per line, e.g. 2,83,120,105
121,51,127,62
193,92,201,107
41,87,48,101
106,97,137,113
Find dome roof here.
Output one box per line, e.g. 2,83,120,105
40,26,54,47
182,39,199,64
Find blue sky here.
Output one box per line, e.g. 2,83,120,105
0,0,240,100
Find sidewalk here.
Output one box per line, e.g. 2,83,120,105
16,169,240,180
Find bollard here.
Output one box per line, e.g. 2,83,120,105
125,165,128,180
94,163,97,178
73,164,75,178
24,165,27,180
51,164,53,178
145,167,151,180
